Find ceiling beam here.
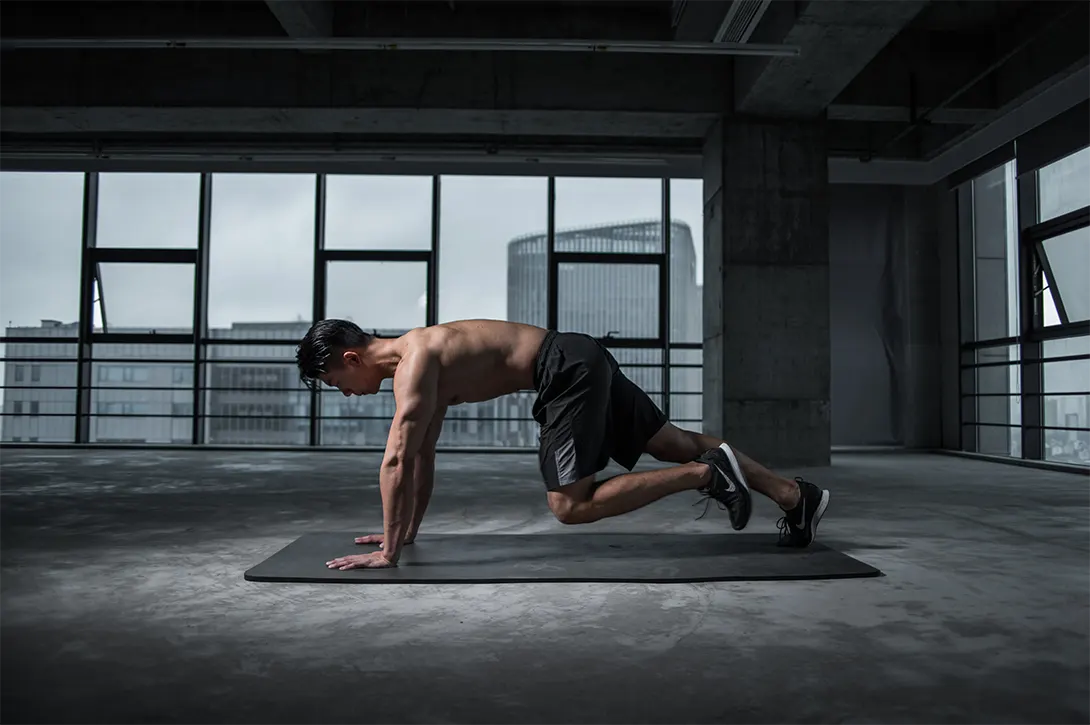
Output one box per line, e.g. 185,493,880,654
264,0,332,38
735,0,929,116
0,107,718,140
827,104,993,125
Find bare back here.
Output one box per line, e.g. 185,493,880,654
395,320,548,407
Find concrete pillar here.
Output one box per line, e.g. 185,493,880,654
901,185,944,449
701,117,830,467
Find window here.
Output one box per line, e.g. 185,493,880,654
13,401,23,414
324,262,428,331
558,263,660,339
96,173,200,248
554,178,663,253
0,172,83,444
438,176,547,326
1042,337,1090,465
1037,147,1090,223
325,175,432,250
669,180,703,345
670,348,703,433
1036,227,1089,325
208,174,315,332
92,263,195,335
29,401,39,416
0,173,84,329
203,347,310,446
960,161,1020,343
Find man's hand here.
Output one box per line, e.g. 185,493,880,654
355,533,414,548
326,551,397,570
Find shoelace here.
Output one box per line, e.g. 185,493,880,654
692,492,727,521
776,515,792,543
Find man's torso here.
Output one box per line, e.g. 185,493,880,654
397,320,549,407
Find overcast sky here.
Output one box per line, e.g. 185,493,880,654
0,172,704,334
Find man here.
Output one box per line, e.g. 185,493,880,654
295,319,830,571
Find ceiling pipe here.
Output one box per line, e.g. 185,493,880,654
0,36,800,57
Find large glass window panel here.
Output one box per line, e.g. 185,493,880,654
325,175,432,250
89,345,195,444
669,348,703,429
558,263,659,339
209,174,315,331
438,176,547,326
1038,147,1090,223
435,395,539,449
669,180,703,343
1,341,78,443
93,263,195,334
1038,227,1089,324
960,344,1020,454
1043,394,1089,466
507,233,548,329
96,173,199,248
202,350,310,446
0,173,84,330
1041,337,1090,465
1043,358,1089,394
0,172,84,438
324,262,427,331
964,424,1020,457
320,379,395,447
968,162,1020,342
555,178,663,253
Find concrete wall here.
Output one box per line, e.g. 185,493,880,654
828,183,943,447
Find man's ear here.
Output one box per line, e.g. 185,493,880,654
342,350,362,367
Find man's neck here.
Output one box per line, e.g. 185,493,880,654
360,338,404,379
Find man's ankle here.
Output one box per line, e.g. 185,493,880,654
780,480,802,510
692,461,714,488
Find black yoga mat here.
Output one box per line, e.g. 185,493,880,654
244,532,882,583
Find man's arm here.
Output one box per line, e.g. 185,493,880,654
379,351,439,564
406,405,447,541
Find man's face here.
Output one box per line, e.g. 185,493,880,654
321,351,381,396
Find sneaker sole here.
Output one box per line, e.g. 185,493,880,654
718,443,750,494
807,490,830,545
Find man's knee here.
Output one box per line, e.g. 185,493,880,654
549,499,586,525
546,475,598,524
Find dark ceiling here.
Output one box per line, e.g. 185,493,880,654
0,0,1086,164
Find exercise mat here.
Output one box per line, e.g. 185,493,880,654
244,532,882,583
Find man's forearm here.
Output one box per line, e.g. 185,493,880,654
379,458,416,563
407,453,435,538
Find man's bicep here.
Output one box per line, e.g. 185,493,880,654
385,354,439,466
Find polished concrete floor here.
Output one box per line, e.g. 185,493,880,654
1,448,1087,724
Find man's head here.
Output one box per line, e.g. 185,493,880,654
296,319,380,396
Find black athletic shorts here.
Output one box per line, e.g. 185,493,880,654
532,330,668,490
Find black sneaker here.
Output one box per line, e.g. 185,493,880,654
693,444,752,531
777,478,830,547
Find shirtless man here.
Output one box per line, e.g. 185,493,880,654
295,318,830,571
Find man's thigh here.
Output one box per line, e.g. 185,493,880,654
538,391,612,490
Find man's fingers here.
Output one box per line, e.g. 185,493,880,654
355,534,383,544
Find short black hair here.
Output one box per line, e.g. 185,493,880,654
296,319,374,391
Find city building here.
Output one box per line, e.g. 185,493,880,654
2,219,704,448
